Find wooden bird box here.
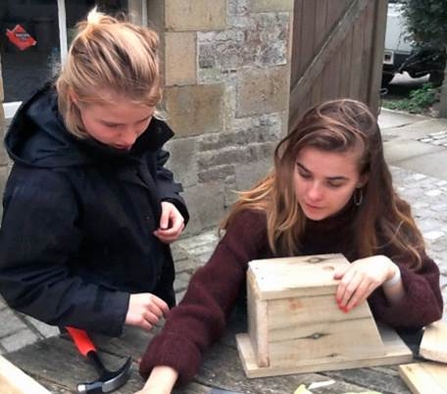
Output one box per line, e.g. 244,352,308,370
236,254,413,378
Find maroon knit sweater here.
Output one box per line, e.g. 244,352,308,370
139,208,443,385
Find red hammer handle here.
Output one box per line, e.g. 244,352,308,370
66,326,96,357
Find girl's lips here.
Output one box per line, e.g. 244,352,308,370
305,203,322,210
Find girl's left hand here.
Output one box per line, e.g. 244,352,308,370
333,255,397,312
153,202,185,243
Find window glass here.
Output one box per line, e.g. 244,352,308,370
0,0,127,103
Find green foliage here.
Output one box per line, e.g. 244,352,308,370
382,83,438,113
398,0,447,49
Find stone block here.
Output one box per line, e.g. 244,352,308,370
165,137,198,188
23,316,59,339
166,0,226,31
165,32,197,86
1,329,38,353
198,164,234,183
237,66,290,117
252,0,294,12
182,182,225,235
235,155,274,191
165,84,225,137
0,308,26,337
198,13,289,71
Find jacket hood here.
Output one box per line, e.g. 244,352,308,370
4,84,174,168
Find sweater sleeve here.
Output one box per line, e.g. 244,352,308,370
139,209,268,385
368,251,443,329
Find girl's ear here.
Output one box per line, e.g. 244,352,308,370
68,89,79,106
357,173,369,188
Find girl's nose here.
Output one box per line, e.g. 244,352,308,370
307,182,323,201
120,128,139,146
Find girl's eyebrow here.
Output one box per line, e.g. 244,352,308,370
296,161,348,181
102,115,152,126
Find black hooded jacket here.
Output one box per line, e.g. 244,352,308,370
0,85,189,336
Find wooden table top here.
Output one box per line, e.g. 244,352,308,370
4,309,418,394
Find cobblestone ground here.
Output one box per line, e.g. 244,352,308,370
0,167,446,355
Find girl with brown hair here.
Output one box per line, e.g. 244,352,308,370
136,99,442,394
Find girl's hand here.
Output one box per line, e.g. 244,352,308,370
125,293,169,331
333,255,398,312
153,202,185,243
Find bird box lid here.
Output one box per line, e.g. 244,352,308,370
247,253,350,300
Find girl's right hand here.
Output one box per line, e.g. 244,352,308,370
125,293,169,331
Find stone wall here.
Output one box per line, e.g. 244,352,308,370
0,0,293,233
149,0,293,234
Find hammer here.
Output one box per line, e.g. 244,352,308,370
66,326,132,394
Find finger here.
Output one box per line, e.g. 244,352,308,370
158,207,170,230
150,295,170,315
153,224,184,243
335,268,356,303
333,265,350,280
338,271,361,308
168,220,183,234
153,231,174,244
144,310,162,326
136,317,154,331
345,277,370,310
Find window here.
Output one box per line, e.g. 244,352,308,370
1,0,143,119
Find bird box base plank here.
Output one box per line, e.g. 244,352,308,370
419,321,447,363
0,355,51,394
236,324,413,378
399,362,447,394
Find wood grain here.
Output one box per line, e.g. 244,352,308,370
419,321,447,363
399,362,447,394
237,318,412,378
0,355,51,394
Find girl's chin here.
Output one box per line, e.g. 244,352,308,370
304,212,328,221
301,205,328,221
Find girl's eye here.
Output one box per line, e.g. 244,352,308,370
103,123,120,129
327,181,343,188
298,170,311,179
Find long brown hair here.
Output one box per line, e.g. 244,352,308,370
223,99,425,269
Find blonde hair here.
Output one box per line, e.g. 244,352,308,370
222,99,425,270
56,8,162,138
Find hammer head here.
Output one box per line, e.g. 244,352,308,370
77,356,132,394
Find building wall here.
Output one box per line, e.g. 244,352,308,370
150,0,293,234
0,0,293,233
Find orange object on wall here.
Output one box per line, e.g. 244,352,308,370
6,25,37,51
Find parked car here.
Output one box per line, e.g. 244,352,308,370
382,0,445,86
